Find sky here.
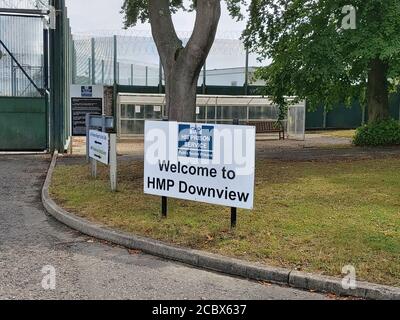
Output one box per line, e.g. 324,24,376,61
65,0,248,36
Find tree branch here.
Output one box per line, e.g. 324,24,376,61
183,0,221,74
148,0,183,69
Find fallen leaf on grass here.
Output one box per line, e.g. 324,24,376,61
206,235,214,242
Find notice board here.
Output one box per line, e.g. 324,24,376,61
72,98,102,136
70,85,104,136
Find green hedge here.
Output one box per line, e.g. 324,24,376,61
353,119,400,146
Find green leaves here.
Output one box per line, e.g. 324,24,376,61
121,0,245,27
243,0,400,112
121,0,400,123
353,119,400,146
121,0,189,27
121,0,149,27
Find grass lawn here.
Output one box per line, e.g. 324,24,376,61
316,130,356,139
50,157,400,286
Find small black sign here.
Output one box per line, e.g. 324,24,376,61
71,97,102,136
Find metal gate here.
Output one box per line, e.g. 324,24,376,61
0,96,47,150
0,10,47,151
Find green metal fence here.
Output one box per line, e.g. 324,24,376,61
0,1,72,152
117,84,259,96
72,31,255,88
0,10,47,151
49,0,73,152
0,96,47,150
306,93,400,129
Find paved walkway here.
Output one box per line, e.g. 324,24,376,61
0,155,327,300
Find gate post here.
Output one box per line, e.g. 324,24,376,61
91,37,96,85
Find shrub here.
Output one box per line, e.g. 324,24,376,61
353,119,400,146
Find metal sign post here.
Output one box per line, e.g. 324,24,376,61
161,118,169,218
231,118,240,229
231,207,237,229
86,114,114,162
109,133,117,192
162,196,168,218
91,158,97,179
86,115,117,191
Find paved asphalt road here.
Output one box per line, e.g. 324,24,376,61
0,155,327,300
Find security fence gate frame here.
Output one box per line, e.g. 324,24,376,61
0,1,72,152
0,12,47,151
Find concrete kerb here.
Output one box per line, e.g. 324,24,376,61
42,153,400,300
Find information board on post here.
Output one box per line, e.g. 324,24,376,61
144,121,256,210
89,130,109,165
70,85,104,136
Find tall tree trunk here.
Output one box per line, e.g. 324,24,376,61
166,66,199,122
367,58,390,123
148,0,221,122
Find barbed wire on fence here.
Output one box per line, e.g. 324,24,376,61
72,28,267,86
0,5,264,87
73,29,244,41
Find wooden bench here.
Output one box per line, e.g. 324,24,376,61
247,121,285,140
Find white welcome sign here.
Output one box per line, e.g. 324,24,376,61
144,121,256,210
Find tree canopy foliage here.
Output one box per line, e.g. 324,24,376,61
242,0,400,118
122,1,400,122
122,0,246,27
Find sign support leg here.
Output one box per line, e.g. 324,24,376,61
91,159,97,179
162,196,168,218
109,133,117,191
231,207,237,229
86,113,90,163
230,120,239,229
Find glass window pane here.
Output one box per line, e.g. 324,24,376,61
220,106,247,120
207,106,216,120
197,106,206,120
249,105,280,120
121,105,127,118
121,120,145,134
144,105,154,119
121,120,134,134
221,106,231,119
154,106,162,119
217,106,222,119
134,105,144,119
249,106,262,119
133,120,145,134
127,104,137,118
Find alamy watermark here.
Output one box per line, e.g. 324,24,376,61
342,265,357,290
341,5,357,30
145,125,255,176
41,265,56,290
